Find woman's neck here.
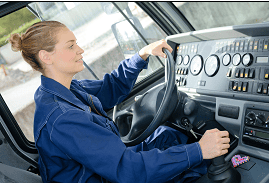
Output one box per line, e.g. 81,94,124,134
44,70,74,89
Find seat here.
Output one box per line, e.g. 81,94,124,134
0,163,42,183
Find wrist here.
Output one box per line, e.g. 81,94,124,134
139,47,150,61
198,141,205,159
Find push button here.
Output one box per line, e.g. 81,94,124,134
231,42,235,52
264,39,268,51
229,81,233,90
242,82,248,92
184,68,188,75
222,42,227,52
219,42,224,53
259,39,264,52
235,68,240,78
245,68,249,78
227,41,232,52
257,83,263,93
238,81,243,91
240,40,244,52
179,77,183,86
249,40,254,51
263,84,268,94
244,40,249,52
182,78,187,86
226,68,232,77
253,40,258,52
235,41,240,52
264,69,269,79
240,68,245,78
249,68,255,78
198,80,206,86
233,81,238,91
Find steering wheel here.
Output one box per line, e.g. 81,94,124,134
113,49,179,146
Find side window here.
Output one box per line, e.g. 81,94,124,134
30,2,167,81
0,7,41,142
1,2,167,142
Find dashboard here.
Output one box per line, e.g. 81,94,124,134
166,22,269,183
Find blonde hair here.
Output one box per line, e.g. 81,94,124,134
9,21,66,72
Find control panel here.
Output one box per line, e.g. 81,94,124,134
243,108,269,150
175,36,269,101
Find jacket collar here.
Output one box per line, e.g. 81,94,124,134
40,75,87,111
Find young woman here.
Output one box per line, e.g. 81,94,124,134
10,21,230,183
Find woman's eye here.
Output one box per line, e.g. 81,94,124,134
69,45,74,49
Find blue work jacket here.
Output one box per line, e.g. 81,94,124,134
34,53,203,183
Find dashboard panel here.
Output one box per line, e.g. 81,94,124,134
166,23,269,183
175,36,269,99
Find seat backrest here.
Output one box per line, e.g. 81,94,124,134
0,163,42,183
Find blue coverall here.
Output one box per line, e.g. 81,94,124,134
34,53,207,183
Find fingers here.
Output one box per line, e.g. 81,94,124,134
221,149,228,156
150,39,173,58
220,137,230,144
160,40,173,58
218,130,229,138
221,143,230,149
208,128,219,133
161,39,173,53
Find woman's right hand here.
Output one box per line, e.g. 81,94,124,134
198,128,230,159
138,39,173,61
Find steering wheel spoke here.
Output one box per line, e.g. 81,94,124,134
114,49,179,146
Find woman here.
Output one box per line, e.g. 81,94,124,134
9,21,230,183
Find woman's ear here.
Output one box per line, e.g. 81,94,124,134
38,50,53,65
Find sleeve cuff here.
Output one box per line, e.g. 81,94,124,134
128,53,148,70
184,142,203,168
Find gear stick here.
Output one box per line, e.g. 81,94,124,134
196,155,241,183
182,98,241,183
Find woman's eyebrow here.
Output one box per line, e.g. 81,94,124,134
65,40,76,44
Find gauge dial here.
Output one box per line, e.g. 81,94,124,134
222,54,231,66
183,55,190,65
232,53,241,66
190,55,203,76
204,55,220,77
176,55,183,65
242,53,253,66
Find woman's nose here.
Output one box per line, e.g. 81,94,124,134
77,46,84,54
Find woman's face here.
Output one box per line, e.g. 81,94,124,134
50,27,84,76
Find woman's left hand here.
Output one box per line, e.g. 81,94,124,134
138,39,173,60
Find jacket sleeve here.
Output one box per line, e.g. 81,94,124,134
50,110,203,183
77,53,148,109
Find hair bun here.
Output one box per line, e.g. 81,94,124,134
9,33,23,52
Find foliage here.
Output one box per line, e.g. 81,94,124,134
0,7,39,47
0,18,40,47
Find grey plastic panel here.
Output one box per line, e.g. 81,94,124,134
167,22,269,182
215,98,245,138
0,116,38,170
167,22,269,43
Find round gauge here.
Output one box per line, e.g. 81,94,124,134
232,53,241,66
183,55,190,65
242,53,253,66
204,55,220,77
222,54,231,66
190,55,203,76
176,55,183,65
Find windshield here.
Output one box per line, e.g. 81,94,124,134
173,2,269,31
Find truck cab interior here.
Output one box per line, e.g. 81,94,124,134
1,2,269,183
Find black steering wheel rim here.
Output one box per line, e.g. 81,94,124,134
115,49,176,146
